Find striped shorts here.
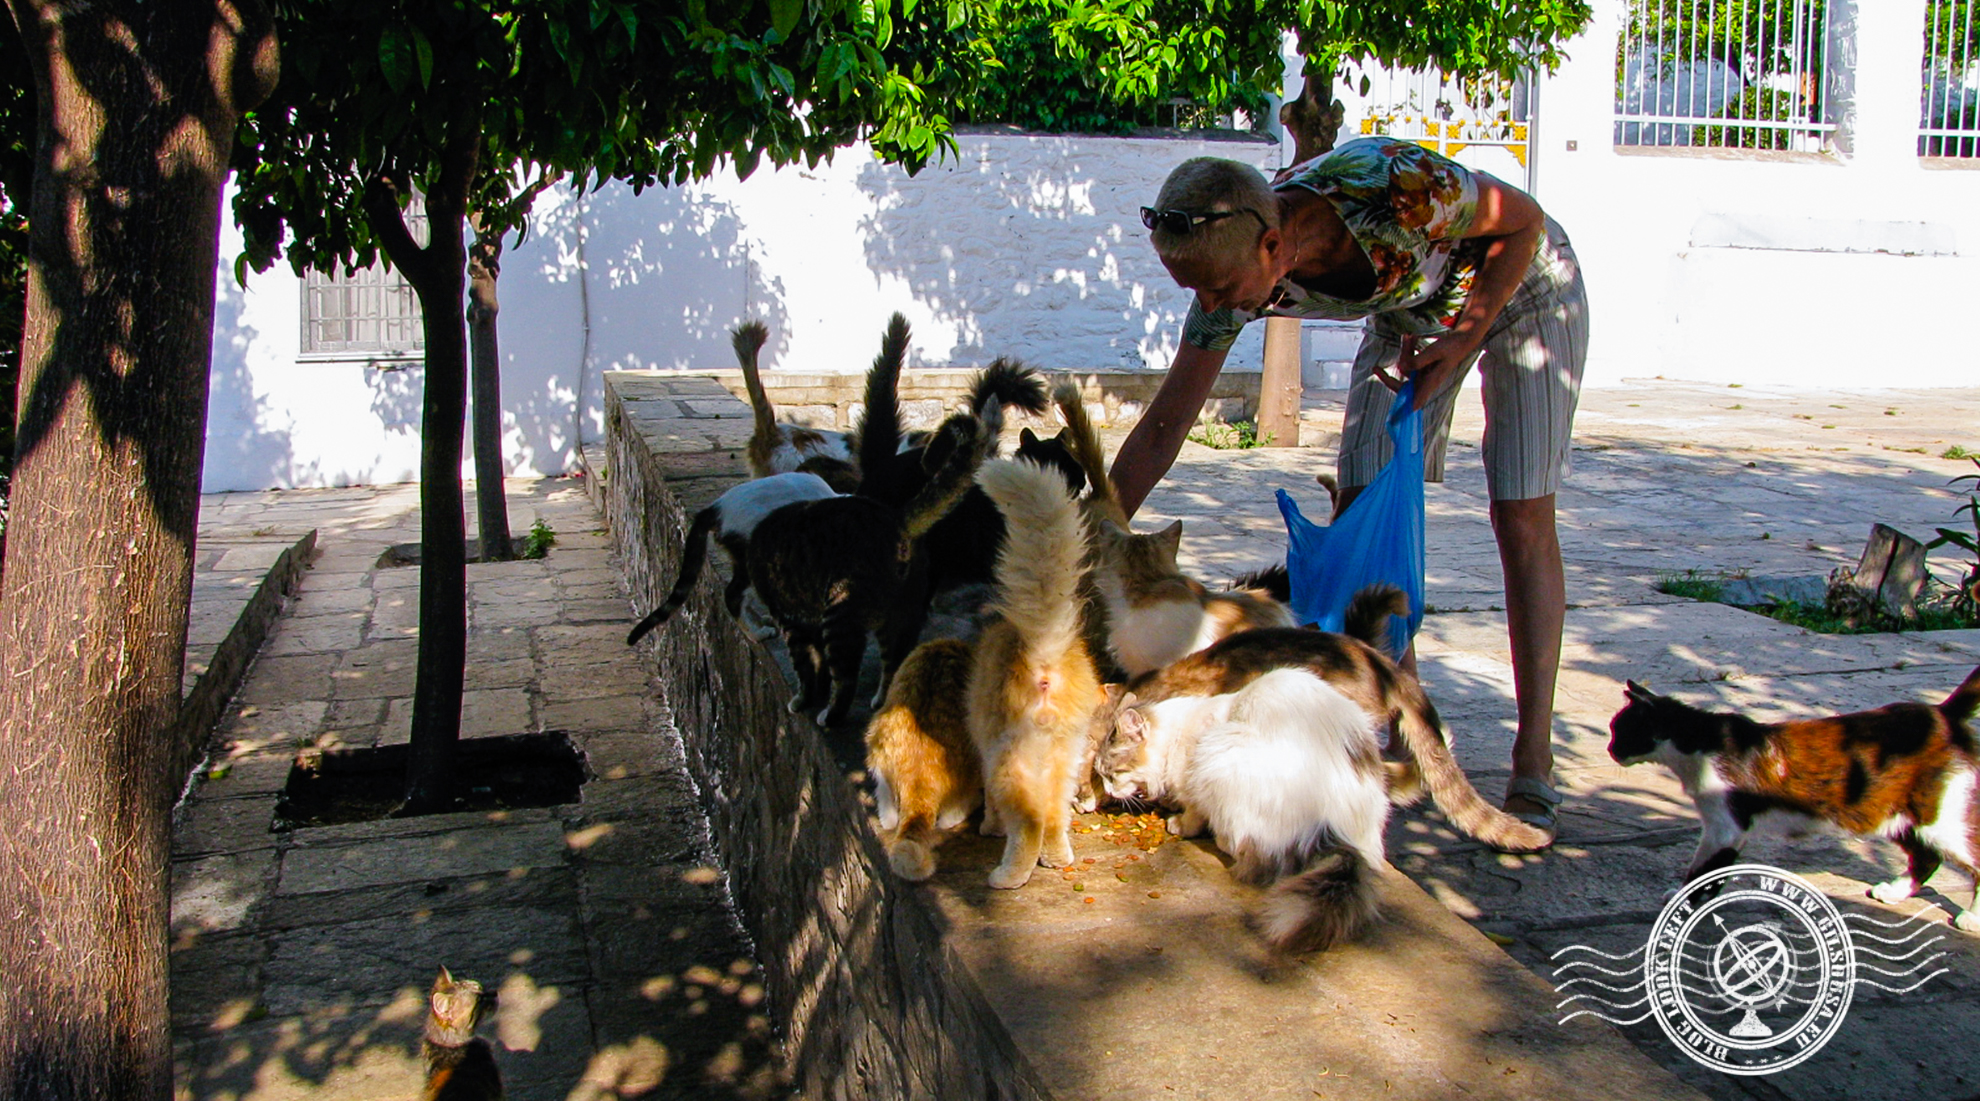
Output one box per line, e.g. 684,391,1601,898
1337,227,1589,502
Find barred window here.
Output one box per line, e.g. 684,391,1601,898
1350,66,1535,188
299,198,427,357
1922,0,1979,157
1614,0,1836,152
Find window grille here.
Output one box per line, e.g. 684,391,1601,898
1922,0,1979,156
299,199,428,357
1350,67,1535,189
1614,0,1835,152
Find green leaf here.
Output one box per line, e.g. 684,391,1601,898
770,0,803,39
410,26,434,90
378,27,413,94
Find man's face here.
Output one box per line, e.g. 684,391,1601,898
1161,231,1282,314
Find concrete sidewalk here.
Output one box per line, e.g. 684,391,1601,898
168,379,1980,1100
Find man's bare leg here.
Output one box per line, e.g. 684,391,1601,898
1492,494,1564,820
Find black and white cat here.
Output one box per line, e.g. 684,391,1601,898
1097,667,1390,952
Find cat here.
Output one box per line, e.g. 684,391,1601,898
1609,668,1980,932
734,319,859,492
914,358,1062,591
1116,589,1552,853
1098,667,1389,952
864,637,983,881
967,457,1106,889
624,471,838,646
1090,517,1297,678
422,967,503,1101
747,412,987,727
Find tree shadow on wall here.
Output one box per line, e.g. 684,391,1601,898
853,140,1252,370
203,270,301,489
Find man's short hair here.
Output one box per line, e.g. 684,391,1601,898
1149,157,1279,269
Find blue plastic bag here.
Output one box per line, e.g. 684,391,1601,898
1276,378,1424,657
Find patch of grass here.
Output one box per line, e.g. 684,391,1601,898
521,518,556,559
1655,569,1731,602
1747,600,1977,635
1944,444,1977,461
1729,403,1744,410
1188,418,1274,450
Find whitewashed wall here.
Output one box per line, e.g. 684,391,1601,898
203,0,1977,491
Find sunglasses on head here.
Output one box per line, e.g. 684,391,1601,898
1139,206,1265,235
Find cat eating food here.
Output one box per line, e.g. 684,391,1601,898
1098,667,1389,952
1609,667,1980,932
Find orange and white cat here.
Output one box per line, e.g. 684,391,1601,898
1091,519,1296,678
968,457,1105,889
864,637,982,881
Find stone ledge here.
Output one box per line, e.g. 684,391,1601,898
603,373,1710,1101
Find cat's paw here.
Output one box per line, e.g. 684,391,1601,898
1072,794,1099,814
987,863,1033,890
1041,837,1074,868
1953,909,1980,936
1869,878,1918,904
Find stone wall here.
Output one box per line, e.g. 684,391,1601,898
603,372,1045,1100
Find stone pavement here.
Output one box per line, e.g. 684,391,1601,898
170,480,782,1100
168,379,1980,1100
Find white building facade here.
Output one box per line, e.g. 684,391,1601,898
204,0,1979,491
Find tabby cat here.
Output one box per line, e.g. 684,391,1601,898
1609,668,1980,932
422,967,503,1101
624,471,837,645
748,413,986,727
1099,667,1389,952
735,320,858,492
968,457,1106,889
865,637,982,881
1118,588,1551,853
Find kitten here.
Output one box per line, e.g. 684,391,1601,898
624,471,837,645
968,457,1106,889
1091,518,1297,678
748,413,986,726
1609,668,1980,932
864,637,982,881
734,320,858,492
1119,592,1551,853
1098,667,1389,952
422,967,503,1101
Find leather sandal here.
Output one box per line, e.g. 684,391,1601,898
1504,777,1563,842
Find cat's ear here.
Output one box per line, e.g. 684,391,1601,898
1155,520,1183,556
1624,680,1657,704
435,965,454,988
1116,706,1148,742
1020,427,1039,447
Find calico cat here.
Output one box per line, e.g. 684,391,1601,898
1118,593,1552,853
1091,518,1297,678
1098,667,1389,952
864,637,983,881
968,457,1106,889
734,320,859,492
422,967,503,1101
748,413,986,726
624,471,838,645
1609,668,1980,932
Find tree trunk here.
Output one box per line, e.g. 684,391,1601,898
467,212,512,562
363,132,478,816
1280,63,1347,166
0,0,274,1095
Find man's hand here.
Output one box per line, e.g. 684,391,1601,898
1371,333,1478,409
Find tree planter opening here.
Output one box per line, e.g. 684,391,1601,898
272,731,586,828
374,537,533,568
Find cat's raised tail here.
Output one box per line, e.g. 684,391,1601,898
977,457,1089,666
734,320,779,478
1258,844,1382,954
853,312,913,497
1052,379,1128,528
900,413,987,541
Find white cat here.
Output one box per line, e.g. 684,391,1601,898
1097,667,1389,952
